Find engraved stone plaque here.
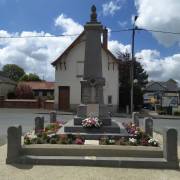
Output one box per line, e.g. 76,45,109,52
87,104,99,116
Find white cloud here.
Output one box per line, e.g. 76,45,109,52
1,11,179,85
55,14,83,35
0,14,83,81
136,49,180,84
108,41,180,84
102,0,122,16
118,21,127,28
135,0,180,46
108,40,131,56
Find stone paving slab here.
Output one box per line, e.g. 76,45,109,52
0,144,180,180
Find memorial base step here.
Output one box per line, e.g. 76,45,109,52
16,155,179,169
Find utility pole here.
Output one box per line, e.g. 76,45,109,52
130,16,138,116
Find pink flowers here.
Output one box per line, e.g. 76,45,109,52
123,122,138,135
75,137,84,145
123,122,159,147
82,117,103,128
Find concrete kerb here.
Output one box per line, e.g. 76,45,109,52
132,112,139,126
35,116,44,134
143,117,153,137
6,125,22,164
163,128,179,167
132,112,153,137
50,111,56,123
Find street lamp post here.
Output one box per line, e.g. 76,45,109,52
130,16,138,116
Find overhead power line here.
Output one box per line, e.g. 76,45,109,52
111,29,133,32
111,28,180,35
0,28,180,39
139,28,180,35
0,33,80,39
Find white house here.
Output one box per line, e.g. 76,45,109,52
52,27,119,112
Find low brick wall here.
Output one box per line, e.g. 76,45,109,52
43,100,54,110
0,97,4,108
0,99,54,110
3,99,40,108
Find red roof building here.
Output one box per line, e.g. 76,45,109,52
20,81,54,97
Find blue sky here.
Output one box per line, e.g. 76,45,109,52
0,0,180,82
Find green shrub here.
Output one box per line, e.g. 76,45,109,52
36,137,44,144
24,137,31,145
7,92,16,99
174,111,180,116
158,111,166,115
50,138,57,144
46,95,54,100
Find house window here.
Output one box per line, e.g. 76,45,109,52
42,91,47,96
108,95,112,104
76,61,84,77
39,91,43,97
34,91,39,96
59,62,67,70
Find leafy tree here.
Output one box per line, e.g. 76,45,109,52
118,52,148,111
28,73,41,81
20,73,41,81
19,74,29,81
2,64,25,81
15,83,34,99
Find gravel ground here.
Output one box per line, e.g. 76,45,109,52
0,144,180,180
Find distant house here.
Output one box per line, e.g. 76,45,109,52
0,71,16,98
21,81,54,98
144,79,179,109
51,25,119,112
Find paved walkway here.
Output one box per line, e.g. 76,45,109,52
0,143,180,180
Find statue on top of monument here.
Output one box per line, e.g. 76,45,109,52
90,5,97,22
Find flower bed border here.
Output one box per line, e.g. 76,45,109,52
6,125,179,169
21,143,163,158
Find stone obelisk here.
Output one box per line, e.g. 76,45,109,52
75,5,111,125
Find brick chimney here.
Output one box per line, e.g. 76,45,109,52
103,27,108,49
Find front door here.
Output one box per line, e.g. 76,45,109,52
59,86,70,111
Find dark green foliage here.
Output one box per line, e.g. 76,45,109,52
2,64,41,82
20,73,41,81
99,136,116,145
118,53,148,111
19,74,29,81
49,138,57,144
24,137,31,145
59,134,68,144
174,111,180,116
36,137,44,144
7,91,16,99
2,64,25,81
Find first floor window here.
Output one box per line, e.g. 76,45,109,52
108,95,112,104
76,61,84,77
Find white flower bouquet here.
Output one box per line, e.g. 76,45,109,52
82,113,103,128
148,138,159,146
